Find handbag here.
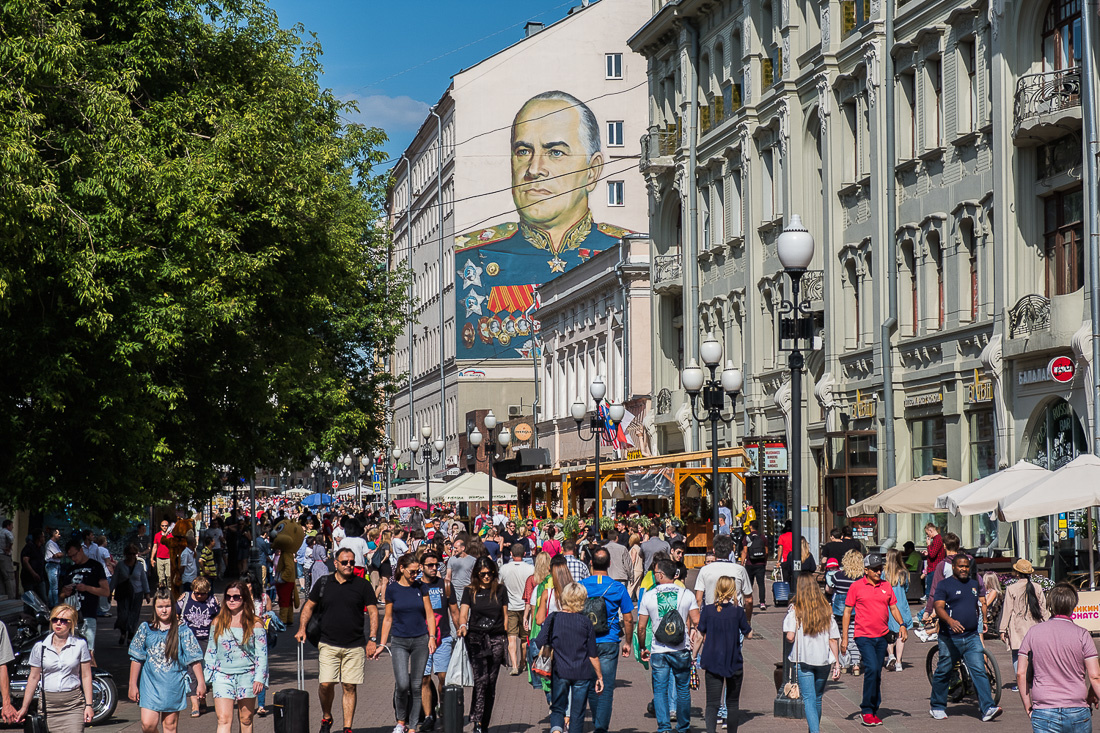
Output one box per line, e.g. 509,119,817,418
689,661,700,691
445,638,475,687
531,615,555,678
23,667,47,733
783,627,801,700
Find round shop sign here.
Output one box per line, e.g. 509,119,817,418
513,423,533,442
1049,355,1076,383
331,480,339,490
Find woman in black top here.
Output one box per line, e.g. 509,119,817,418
780,536,818,584
532,582,603,733
457,557,509,733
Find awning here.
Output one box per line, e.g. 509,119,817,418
846,474,964,517
436,472,518,502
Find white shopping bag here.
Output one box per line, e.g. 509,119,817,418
445,638,475,687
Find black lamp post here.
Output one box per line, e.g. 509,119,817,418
681,337,743,537
469,410,512,512
570,376,625,542
411,425,446,509
774,213,816,720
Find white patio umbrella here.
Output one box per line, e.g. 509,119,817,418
846,474,964,517
935,460,1052,516
436,471,519,502
998,454,1100,522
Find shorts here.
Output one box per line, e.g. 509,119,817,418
318,642,366,685
506,610,524,637
423,635,454,677
209,669,257,700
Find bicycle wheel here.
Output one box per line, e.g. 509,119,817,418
925,646,966,702
983,649,1002,706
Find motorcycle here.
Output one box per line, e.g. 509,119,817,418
7,592,118,726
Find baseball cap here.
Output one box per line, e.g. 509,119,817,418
825,558,839,570
864,552,886,569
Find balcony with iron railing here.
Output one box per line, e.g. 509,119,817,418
652,253,683,294
1013,67,1082,145
640,119,680,172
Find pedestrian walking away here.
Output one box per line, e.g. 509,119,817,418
827,550,864,675
295,547,379,733
998,558,1049,688
532,582,604,733
739,521,769,609
376,554,437,733
580,547,634,733
128,587,206,733
841,552,908,726
783,574,841,733
695,576,751,733
204,581,269,733
928,554,1000,722
498,543,534,675
1017,583,1100,733
457,556,510,733
637,559,700,733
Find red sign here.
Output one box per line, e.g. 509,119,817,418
331,480,339,490
1049,355,1076,383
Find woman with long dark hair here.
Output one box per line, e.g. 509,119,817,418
128,587,205,731
203,581,268,733
457,557,510,733
998,558,1049,689
534,554,574,624
783,574,842,733
375,554,437,733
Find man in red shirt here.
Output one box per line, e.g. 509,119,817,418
776,520,793,562
151,517,173,589
841,553,909,727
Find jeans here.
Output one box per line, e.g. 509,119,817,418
745,563,767,604
704,670,743,733
549,675,592,733
390,635,430,729
796,664,830,733
853,636,887,715
651,649,692,733
588,642,619,733
1030,707,1092,733
930,632,995,714
46,564,60,606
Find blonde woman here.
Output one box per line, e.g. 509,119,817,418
783,575,841,733
535,555,575,625
695,576,751,733
532,582,603,733
15,604,94,732
981,571,1004,630
883,549,913,672
826,549,864,674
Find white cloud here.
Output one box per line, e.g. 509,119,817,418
340,93,430,131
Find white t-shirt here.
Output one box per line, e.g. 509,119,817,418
338,536,371,569
639,583,698,654
694,560,753,606
208,528,224,551
332,525,346,545
782,606,840,666
391,537,409,564
498,560,534,612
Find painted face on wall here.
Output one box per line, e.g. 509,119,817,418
510,99,604,231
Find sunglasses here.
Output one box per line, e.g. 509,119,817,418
478,571,494,578
51,617,72,626
423,562,439,568
225,594,243,601
337,560,355,566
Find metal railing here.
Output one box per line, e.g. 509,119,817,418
653,254,683,286
641,125,679,169
1013,67,1081,130
1008,293,1051,338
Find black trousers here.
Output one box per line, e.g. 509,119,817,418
467,632,507,727
745,563,767,605
704,671,744,733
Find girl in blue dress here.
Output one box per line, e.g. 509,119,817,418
128,587,205,732
203,580,268,733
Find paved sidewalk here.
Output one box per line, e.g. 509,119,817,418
85,594,1031,733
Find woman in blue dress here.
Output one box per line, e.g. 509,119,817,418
128,587,205,732
203,580,268,733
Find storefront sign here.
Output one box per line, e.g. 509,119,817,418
1072,590,1100,632
1049,355,1076,383
513,423,533,442
626,449,643,460
761,442,788,474
965,380,993,404
853,390,876,419
904,391,943,408
744,443,760,476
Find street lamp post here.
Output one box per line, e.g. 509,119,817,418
469,410,512,513
411,425,446,510
571,376,625,542
774,214,816,720
390,446,401,513
681,337,743,537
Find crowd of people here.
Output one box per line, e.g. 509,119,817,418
1,506,1099,733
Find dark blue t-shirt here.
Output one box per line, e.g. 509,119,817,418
387,580,429,638
932,575,984,636
698,602,752,678
580,575,634,644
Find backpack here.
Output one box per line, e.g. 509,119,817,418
747,533,767,563
583,580,611,636
653,589,686,646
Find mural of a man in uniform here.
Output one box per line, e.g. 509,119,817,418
456,91,630,359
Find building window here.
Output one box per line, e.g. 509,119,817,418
1043,0,1082,71
911,415,947,477
928,60,943,148
607,180,625,206
607,121,624,147
825,432,878,535
899,71,917,158
1044,186,1084,295
958,38,977,133
606,53,623,79
969,409,996,480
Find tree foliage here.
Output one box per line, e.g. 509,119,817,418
0,0,408,525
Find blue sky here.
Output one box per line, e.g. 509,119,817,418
266,0,587,167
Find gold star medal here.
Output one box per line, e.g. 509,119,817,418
548,256,566,273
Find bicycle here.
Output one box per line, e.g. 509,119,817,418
925,643,1002,706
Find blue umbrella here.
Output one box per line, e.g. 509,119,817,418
301,493,334,507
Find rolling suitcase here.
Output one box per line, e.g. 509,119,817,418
442,684,464,733
274,642,310,733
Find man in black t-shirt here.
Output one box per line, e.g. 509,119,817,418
739,521,770,609
419,550,458,730
295,547,379,733
61,540,108,660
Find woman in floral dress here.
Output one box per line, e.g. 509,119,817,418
203,580,268,733
128,587,205,732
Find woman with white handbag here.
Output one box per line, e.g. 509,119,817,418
783,574,842,733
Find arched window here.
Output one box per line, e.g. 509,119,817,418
1026,398,1086,470
1042,0,1082,71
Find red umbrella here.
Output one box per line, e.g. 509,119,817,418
393,497,428,511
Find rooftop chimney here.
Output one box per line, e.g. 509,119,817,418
524,21,544,38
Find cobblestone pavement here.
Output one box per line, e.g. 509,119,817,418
81,588,1033,733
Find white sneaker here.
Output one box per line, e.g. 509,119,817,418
929,710,948,720
982,707,1002,722
392,725,406,733
895,662,904,672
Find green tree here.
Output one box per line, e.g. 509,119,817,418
0,0,408,526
